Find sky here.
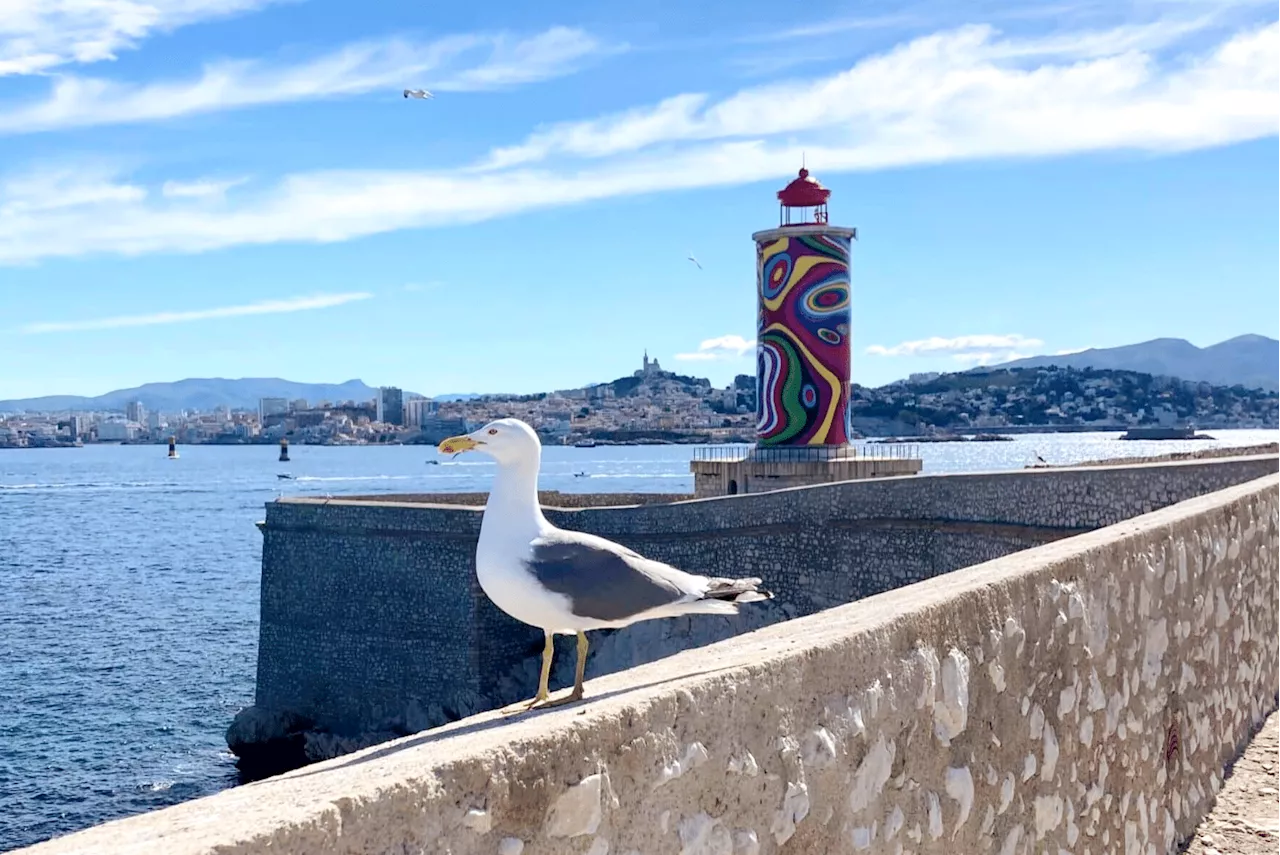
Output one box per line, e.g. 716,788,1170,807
0,0,1276,400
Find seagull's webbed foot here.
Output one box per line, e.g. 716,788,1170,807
499,631,590,715
499,630,557,717
500,693,549,716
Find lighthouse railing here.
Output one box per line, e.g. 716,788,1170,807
693,443,919,463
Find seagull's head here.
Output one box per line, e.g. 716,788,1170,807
437,418,541,465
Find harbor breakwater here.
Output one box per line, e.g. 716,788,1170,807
16,466,1279,854
227,454,1278,777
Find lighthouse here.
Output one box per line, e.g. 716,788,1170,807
754,167,856,447
690,165,921,497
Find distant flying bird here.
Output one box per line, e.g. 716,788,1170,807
403,89,434,99
687,253,702,270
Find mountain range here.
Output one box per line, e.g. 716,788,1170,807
1,334,1275,412
989,335,1278,391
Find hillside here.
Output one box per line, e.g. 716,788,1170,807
849,365,1278,434
0,378,391,413
991,335,1278,391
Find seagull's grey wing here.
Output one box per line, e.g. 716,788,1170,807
525,530,689,622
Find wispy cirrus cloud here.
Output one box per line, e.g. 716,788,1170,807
0,18,1276,264
477,18,1277,170
0,0,280,77
0,26,610,135
865,334,1045,358
161,177,249,199
675,334,755,361
17,292,372,334
949,350,1036,366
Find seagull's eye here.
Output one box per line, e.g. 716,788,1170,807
487,428,498,435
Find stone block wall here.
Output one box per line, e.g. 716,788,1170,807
246,455,1276,747
20,472,1279,855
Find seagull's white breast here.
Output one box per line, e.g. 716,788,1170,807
475,520,577,633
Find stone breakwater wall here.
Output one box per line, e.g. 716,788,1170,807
1049,442,1280,469
342,490,691,508
236,456,1278,769
18,473,1279,855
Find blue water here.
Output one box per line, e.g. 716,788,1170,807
1,430,1275,851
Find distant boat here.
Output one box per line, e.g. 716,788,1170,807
573,439,597,448
425,460,440,465
277,473,294,480
573,471,588,478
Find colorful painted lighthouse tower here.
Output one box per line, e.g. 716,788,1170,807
753,167,856,448
689,165,921,498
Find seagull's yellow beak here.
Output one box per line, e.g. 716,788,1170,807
438,434,479,454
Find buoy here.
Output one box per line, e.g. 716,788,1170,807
279,438,290,462
167,437,179,459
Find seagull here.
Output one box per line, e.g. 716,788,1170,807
403,88,434,99
687,253,702,270
438,418,772,712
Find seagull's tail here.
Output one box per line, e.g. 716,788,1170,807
704,575,773,603
673,576,773,616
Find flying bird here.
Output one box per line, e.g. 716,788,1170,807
438,418,772,712
403,89,434,99
687,253,702,270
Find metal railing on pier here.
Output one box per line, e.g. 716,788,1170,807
692,442,920,463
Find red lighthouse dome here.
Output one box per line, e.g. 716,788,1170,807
776,167,830,226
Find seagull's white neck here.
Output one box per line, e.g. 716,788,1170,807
480,453,547,541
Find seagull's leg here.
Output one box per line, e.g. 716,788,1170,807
524,631,589,710
532,627,586,706
502,631,554,716
568,631,588,701
533,631,554,704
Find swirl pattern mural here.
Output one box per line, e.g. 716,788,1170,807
755,232,853,446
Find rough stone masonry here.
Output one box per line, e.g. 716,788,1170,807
232,454,1278,774
16,472,1278,854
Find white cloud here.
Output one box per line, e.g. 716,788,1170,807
740,13,925,44
0,26,608,135
161,177,247,199
17,292,372,333
0,0,278,77
0,20,1275,264
0,166,145,214
675,334,755,361
950,350,1034,366
434,27,616,91
865,334,1045,357
476,19,1278,170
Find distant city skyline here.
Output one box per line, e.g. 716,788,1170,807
0,0,1276,400
2,331,1276,412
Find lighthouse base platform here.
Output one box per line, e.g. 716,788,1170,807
689,443,922,499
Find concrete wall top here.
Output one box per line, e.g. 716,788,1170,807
22,473,1278,855
262,453,1278,540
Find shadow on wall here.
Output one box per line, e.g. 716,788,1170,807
233,600,801,779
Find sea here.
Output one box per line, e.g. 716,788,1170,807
1,429,1276,851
